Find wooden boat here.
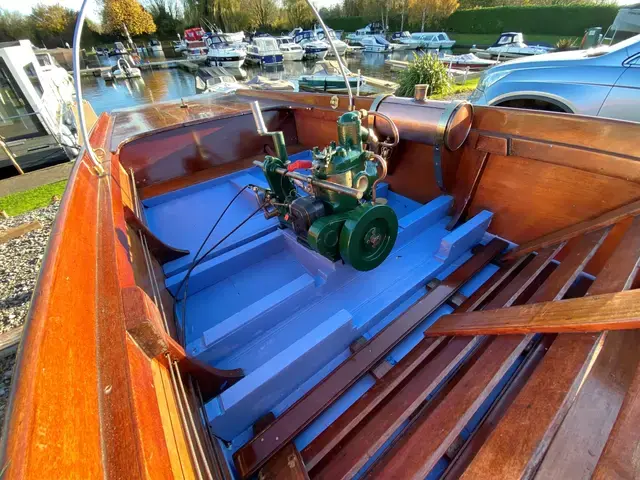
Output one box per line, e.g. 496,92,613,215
4,83,640,480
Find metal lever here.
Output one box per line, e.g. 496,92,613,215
253,160,363,200
250,101,288,162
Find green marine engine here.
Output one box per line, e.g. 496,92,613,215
250,102,398,272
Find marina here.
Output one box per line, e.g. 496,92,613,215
3,0,640,479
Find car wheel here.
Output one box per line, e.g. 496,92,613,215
495,98,570,113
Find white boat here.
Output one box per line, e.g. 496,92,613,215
291,29,329,60
439,52,497,70
298,61,364,93
410,32,456,49
0,40,79,171
206,33,246,68
471,32,555,60
276,37,305,61
102,57,142,81
194,66,248,95
314,27,348,56
391,31,420,49
147,39,163,53
360,35,391,53
345,22,386,45
109,41,128,56
185,46,208,62
173,36,186,52
245,37,284,66
244,75,296,91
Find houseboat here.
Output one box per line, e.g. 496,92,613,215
0,40,78,173
6,13,640,480
245,36,284,66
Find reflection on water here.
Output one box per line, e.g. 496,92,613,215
81,47,452,115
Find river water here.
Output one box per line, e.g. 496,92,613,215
81,48,451,115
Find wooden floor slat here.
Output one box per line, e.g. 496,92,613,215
442,335,556,479
364,335,531,480
592,360,640,480
300,336,446,470
310,337,482,480
459,332,605,480
232,239,508,478
458,224,640,479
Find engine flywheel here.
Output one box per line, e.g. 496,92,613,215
339,203,398,271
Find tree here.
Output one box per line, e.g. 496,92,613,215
0,9,32,42
409,0,458,31
145,0,182,37
30,4,76,46
245,0,279,29
103,0,157,37
284,0,314,28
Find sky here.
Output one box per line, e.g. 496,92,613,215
2,0,638,21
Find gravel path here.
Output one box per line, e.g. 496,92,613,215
0,203,59,432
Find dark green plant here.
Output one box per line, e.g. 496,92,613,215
395,53,451,98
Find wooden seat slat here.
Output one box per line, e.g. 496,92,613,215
232,239,508,478
425,289,640,337
502,199,640,261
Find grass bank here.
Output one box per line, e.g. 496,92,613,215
431,78,480,100
0,180,68,217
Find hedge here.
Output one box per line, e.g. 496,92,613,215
445,5,618,36
325,5,618,37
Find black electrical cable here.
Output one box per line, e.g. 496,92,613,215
176,200,266,345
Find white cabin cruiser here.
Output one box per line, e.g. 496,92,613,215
345,22,386,45
391,31,420,49
471,32,555,59
245,37,284,66
194,66,248,95
291,29,329,60
276,37,304,61
360,35,391,53
147,39,163,53
102,57,142,81
0,40,79,172
206,33,246,68
410,32,456,49
314,28,348,56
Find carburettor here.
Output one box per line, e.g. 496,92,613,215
251,102,398,271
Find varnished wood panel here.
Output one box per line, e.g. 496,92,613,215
0,118,112,478
118,109,298,189
468,154,640,245
473,107,640,160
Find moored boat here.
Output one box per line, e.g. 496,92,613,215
360,35,391,53
410,31,456,49
292,29,329,60
471,32,555,59
314,27,349,56
206,33,246,68
439,52,498,70
276,36,305,61
392,30,421,49
245,36,284,66
7,10,640,480
101,57,143,81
